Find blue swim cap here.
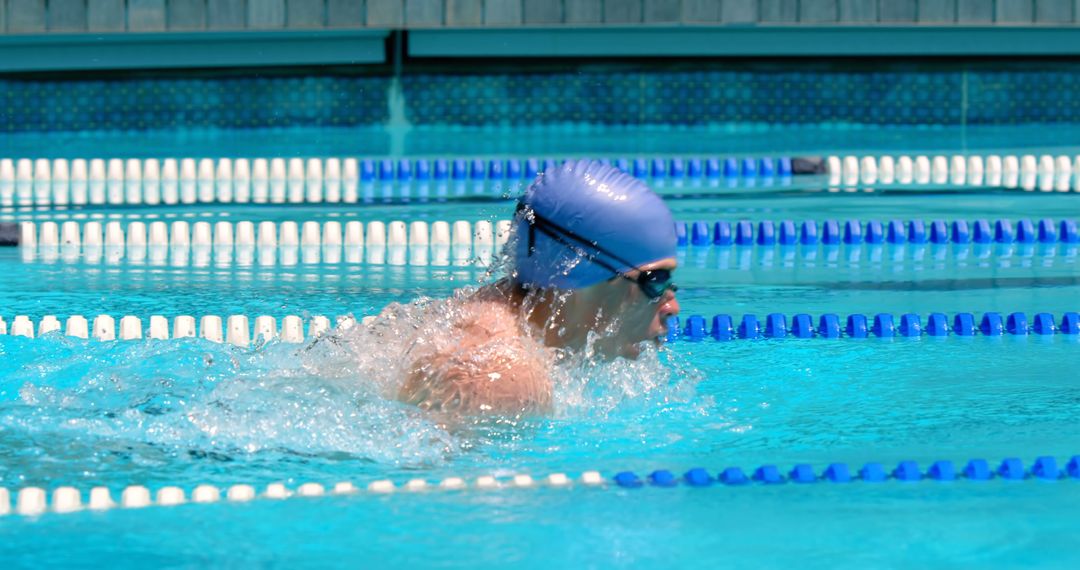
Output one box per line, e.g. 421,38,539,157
512,159,676,289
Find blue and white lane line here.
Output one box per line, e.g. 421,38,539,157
616,456,1078,487
4,153,1079,209
3,456,1078,518
668,312,1080,341
676,218,1080,247
9,218,1079,252
0,156,802,207
1,311,1078,345
826,153,1080,191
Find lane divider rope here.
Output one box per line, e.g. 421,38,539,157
675,218,1080,247
614,455,1079,487
2,311,1077,346
2,455,1077,518
9,218,1077,266
8,220,512,250
0,156,801,207
667,311,1080,341
0,314,372,346
8,217,1079,252
826,153,1080,192
10,241,1074,267
2,153,1076,209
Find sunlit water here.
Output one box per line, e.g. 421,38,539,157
2,329,1079,567
2,127,1080,565
0,290,706,489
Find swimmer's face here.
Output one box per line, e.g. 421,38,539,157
593,258,680,359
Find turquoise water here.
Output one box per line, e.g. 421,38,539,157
4,123,1080,158
2,130,1080,566
2,334,1079,567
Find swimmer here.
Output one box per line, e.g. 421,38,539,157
397,159,680,415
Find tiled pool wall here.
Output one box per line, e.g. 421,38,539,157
1,62,1079,132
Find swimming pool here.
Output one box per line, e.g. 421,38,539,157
1,121,1080,568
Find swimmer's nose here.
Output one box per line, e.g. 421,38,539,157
659,290,679,319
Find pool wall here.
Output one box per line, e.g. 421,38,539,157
4,2,1080,134
2,62,1080,133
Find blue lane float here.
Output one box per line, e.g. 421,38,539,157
295,157,798,183
667,311,1080,341
674,218,1080,247
353,156,801,183
611,456,1080,488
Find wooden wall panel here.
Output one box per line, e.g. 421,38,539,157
839,0,877,22
7,0,46,31
128,0,166,31
760,0,799,21
644,0,680,22
446,0,482,25
879,0,916,21
996,0,1034,21
287,0,326,27
1035,0,1073,21
49,0,88,31
168,0,207,30
484,0,522,24
207,0,246,29
919,0,957,21
366,0,403,25
722,0,758,22
605,0,643,23
327,0,365,26
248,0,286,27
800,0,838,22
682,0,719,22
86,0,123,30
3,0,1080,35
523,0,561,23
957,0,993,21
565,0,602,22
405,0,442,26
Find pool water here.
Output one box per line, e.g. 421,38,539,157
1,127,1079,567
2,333,1079,567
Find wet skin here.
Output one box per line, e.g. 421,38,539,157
398,258,680,415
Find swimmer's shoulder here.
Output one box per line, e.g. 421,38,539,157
399,296,552,414
454,296,552,356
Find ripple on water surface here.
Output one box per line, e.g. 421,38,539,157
0,321,1077,491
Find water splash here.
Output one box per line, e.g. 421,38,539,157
0,227,703,485
0,297,702,487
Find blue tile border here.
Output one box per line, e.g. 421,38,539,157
2,65,1080,132
400,68,1078,127
0,75,391,132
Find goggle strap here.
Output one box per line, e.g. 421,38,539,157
516,202,637,273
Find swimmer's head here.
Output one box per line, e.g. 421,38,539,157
511,159,677,290
510,159,679,358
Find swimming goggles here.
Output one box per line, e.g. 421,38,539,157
516,202,678,301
